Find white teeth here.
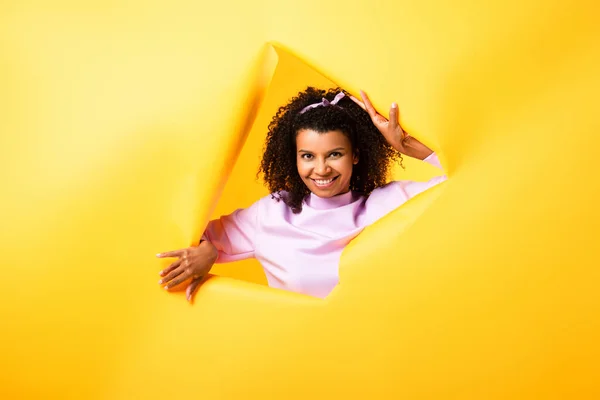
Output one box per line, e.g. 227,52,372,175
314,178,334,185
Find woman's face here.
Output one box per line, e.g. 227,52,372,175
296,129,358,198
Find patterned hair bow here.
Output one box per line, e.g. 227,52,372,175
298,92,346,115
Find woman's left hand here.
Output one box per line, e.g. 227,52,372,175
156,240,218,302
350,90,434,160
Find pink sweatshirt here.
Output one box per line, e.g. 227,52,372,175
203,153,446,298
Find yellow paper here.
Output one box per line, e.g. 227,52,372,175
1,0,599,398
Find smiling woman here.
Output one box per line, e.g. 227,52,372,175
156,87,447,300
296,129,359,197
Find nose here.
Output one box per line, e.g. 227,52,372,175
314,158,331,176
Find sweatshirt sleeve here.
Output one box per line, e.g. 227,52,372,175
364,152,447,220
401,152,447,198
201,199,260,263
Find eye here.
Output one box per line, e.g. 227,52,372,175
301,153,313,160
329,152,342,158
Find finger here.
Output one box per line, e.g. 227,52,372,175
359,90,378,118
389,102,399,132
156,249,186,258
159,265,185,286
164,270,192,290
159,259,181,277
186,277,203,302
349,95,367,111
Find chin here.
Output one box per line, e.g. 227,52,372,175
313,190,335,198
311,186,343,197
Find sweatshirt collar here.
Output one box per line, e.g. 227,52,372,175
305,190,355,210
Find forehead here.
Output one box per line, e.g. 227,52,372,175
296,129,351,151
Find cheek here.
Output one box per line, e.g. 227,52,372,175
331,158,354,176
296,159,310,177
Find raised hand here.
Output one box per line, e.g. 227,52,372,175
156,240,218,302
350,90,433,160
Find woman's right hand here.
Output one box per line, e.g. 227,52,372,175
156,240,218,302
351,90,434,160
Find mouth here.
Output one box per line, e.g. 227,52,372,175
310,176,339,188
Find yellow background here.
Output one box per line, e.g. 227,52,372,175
1,0,599,398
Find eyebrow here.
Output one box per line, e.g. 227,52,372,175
298,147,346,153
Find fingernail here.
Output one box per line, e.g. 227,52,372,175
392,102,397,108
164,285,169,290
156,253,161,257
158,279,163,284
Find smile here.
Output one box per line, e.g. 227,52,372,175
311,176,339,188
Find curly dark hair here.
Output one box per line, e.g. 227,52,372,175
258,86,403,213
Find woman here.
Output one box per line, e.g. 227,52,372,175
156,88,446,301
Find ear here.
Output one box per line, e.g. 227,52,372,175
353,149,359,165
